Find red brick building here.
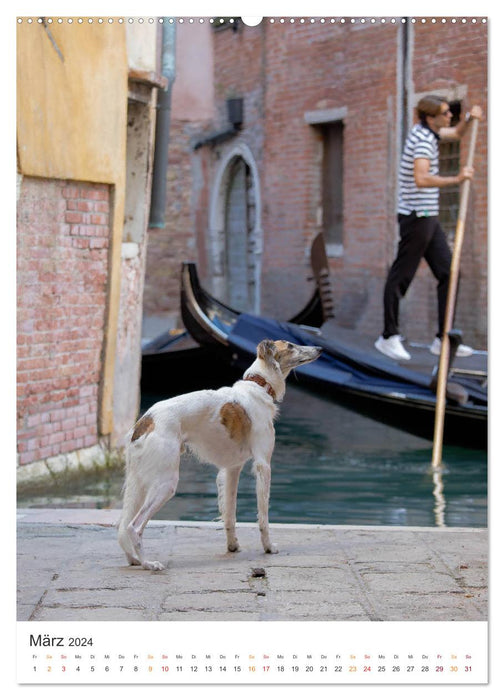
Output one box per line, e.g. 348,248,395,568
17,20,167,480
143,17,487,348
17,180,110,467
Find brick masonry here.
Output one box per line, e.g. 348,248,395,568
143,120,204,320
17,177,110,466
143,19,487,349
408,21,488,346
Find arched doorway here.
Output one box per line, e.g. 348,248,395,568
208,143,262,313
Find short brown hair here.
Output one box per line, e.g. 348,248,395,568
415,95,448,124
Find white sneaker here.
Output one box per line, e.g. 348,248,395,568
374,335,411,361
429,336,474,357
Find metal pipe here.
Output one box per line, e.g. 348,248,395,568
400,18,412,150
149,19,176,229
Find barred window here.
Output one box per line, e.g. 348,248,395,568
439,100,461,244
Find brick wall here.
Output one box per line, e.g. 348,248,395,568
143,119,205,323
143,19,487,348
192,21,403,325
261,21,400,323
17,177,109,466
407,21,488,346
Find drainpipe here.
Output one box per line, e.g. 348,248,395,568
149,19,176,228
400,17,412,149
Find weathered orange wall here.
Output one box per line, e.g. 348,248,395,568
17,19,128,435
17,20,127,183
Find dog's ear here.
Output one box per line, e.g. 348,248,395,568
257,339,277,365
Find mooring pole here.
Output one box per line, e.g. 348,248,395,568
432,118,479,467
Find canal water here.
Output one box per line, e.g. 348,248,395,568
18,383,487,528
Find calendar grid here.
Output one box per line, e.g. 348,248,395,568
18,621,487,684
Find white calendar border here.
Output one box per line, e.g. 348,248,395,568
8,0,502,696
17,620,488,685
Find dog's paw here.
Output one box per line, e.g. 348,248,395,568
142,560,166,571
265,543,279,554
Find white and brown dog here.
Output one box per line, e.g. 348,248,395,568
118,339,322,570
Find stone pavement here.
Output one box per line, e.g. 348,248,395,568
17,509,487,622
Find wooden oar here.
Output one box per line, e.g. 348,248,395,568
432,117,479,467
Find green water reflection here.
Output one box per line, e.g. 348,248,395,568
18,385,487,528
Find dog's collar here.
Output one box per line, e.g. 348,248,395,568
243,374,277,401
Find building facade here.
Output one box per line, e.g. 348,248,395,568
143,17,487,348
16,18,167,481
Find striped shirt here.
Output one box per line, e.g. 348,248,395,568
398,122,440,217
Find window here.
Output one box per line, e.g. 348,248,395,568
305,108,346,255
320,120,344,252
439,100,462,243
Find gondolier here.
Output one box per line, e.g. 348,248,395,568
375,95,483,362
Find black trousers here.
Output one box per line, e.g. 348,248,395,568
382,213,452,339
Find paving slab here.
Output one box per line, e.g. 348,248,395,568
16,508,487,622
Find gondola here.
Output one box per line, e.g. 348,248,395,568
141,326,238,395
141,267,326,394
142,234,333,394
179,254,487,450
